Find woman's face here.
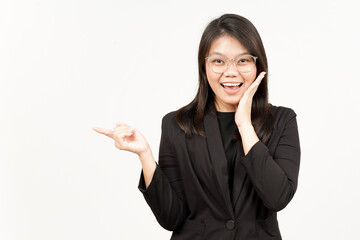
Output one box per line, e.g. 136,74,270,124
205,34,257,112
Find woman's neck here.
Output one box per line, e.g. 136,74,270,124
214,100,237,112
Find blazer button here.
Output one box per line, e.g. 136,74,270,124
226,220,235,230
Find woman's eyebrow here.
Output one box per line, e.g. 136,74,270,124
208,51,250,57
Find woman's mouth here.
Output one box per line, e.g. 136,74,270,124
221,82,243,88
220,82,243,94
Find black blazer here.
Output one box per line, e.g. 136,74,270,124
138,104,301,240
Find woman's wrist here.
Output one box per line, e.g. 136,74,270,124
138,147,157,189
237,122,254,133
237,124,259,155
138,147,152,162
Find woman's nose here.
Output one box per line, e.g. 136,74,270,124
224,60,239,76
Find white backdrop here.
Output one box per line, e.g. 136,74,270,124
1,0,359,239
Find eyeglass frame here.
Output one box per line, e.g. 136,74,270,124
205,54,258,74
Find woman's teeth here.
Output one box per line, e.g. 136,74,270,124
221,83,243,87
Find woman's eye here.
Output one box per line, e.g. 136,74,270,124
238,58,249,63
213,59,224,64
237,56,254,64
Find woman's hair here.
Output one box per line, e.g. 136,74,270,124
176,13,274,143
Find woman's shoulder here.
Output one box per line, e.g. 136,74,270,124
162,110,177,122
160,110,181,133
269,103,298,124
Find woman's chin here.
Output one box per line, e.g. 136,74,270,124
225,98,241,106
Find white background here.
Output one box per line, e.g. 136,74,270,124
1,0,359,239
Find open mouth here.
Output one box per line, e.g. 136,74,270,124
220,82,243,89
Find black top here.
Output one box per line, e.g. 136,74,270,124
216,111,238,200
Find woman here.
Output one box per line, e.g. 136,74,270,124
93,13,300,240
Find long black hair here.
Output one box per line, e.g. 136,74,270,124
176,14,274,143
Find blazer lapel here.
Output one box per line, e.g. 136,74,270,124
203,104,234,217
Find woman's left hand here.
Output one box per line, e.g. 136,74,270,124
235,71,266,129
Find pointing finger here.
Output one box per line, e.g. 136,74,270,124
92,127,114,138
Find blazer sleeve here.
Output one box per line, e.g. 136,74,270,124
240,108,301,211
138,113,188,231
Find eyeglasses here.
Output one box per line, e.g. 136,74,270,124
205,54,258,74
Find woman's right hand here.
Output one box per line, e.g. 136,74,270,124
92,122,150,157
